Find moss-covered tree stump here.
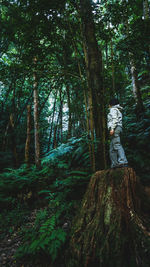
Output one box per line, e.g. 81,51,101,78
69,168,150,267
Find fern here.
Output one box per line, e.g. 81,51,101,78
15,213,66,263
39,215,56,233
48,229,66,261
35,209,48,224
42,135,91,170
1,136,93,265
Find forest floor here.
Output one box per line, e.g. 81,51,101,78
0,209,39,267
0,231,22,266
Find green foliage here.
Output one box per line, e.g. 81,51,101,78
0,0,150,265
0,136,91,265
0,203,31,245
0,164,42,208
123,100,150,185
15,209,67,262
43,136,91,171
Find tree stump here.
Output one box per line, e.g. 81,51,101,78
69,168,150,267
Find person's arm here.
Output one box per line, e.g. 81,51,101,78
108,108,118,135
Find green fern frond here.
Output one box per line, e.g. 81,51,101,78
49,239,61,261
52,226,66,242
39,215,56,234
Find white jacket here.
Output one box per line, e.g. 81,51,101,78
107,104,123,130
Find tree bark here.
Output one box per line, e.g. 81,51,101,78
25,105,32,167
143,0,150,75
110,39,115,94
129,53,145,116
53,114,60,149
9,113,18,168
53,124,57,149
84,89,95,172
79,0,106,169
47,90,58,152
53,88,64,149
69,167,150,267
33,56,41,168
143,0,150,19
88,87,96,172
39,87,52,114
62,35,72,141
69,25,95,171
57,88,64,144
2,121,10,152
105,42,108,68
66,85,72,139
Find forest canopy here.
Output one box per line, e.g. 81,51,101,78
0,0,150,172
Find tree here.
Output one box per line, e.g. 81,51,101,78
79,0,106,169
33,56,41,168
25,105,32,167
143,0,150,19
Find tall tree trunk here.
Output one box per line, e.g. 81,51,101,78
84,89,95,171
62,37,72,141
53,112,61,149
53,124,57,149
123,1,145,117
143,0,150,19
53,89,64,149
110,39,115,94
105,42,108,68
129,53,145,116
25,105,32,167
2,122,10,152
12,82,16,114
80,0,106,169
69,168,150,267
59,89,63,143
56,88,64,144
33,56,41,168
66,85,72,139
143,0,150,75
69,24,95,171
88,87,96,172
10,113,18,168
47,90,58,152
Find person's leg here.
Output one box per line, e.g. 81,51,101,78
113,126,128,165
109,137,118,168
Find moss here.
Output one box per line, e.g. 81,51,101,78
104,187,112,225
104,203,112,225
111,168,125,185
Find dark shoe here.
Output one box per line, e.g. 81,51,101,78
117,164,128,168
111,164,128,169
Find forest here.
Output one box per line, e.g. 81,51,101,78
0,0,150,266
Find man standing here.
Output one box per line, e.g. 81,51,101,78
107,98,128,168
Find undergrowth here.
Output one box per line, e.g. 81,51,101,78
0,136,92,265
123,101,150,185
